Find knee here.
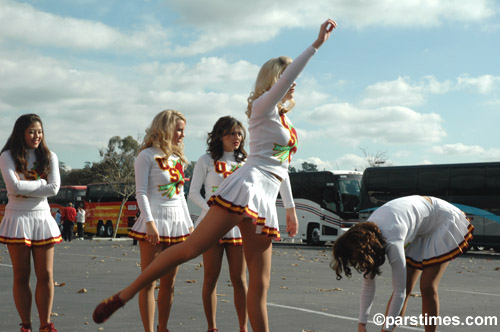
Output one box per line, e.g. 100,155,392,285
420,283,439,298
13,269,31,285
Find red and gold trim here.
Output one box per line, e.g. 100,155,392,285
128,230,190,245
219,237,243,246
406,223,474,270
208,195,281,239
0,234,62,247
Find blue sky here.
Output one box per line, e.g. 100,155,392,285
1,0,499,171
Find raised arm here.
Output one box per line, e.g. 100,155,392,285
252,19,337,117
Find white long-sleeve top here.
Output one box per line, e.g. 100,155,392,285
246,45,317,179
189,152,296,218
359,195,436,331
0,149,60,211
134,147,190,223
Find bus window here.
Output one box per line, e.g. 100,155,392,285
417,168,450,194
322,187,337,212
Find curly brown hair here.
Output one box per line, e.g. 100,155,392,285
206,116,247,163
331,222,386,281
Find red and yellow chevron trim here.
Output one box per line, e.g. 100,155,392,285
208,196,281,239
0,235,62,247
406,223,474,270
128,230,190,244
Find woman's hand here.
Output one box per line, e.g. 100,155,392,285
145,221,160,245
312,18,337,49
285,207,298,237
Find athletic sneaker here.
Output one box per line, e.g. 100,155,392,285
39,322,57,332
20,323,31,332
93,293,125,323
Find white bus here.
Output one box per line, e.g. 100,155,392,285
186,170,362,245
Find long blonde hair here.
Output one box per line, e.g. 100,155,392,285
140,110,188,165
246,56,295,118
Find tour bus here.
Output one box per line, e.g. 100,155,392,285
186,170,363,245
84,183,138,237
47,185,87,214
358,162,500,252
0,185,86,225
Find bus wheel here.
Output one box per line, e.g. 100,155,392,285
306,224,325,246
105,221,114,238
97,221,106,237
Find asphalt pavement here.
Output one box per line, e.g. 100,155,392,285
1,239,499,332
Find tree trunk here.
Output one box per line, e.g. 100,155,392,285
113,198,127,238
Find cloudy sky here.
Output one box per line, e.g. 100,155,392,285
1,0,499,171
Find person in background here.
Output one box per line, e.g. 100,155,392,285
0,113,61,332
331,196,474,332
76,205,85,240
55,209,62,232
189,116,249,332
128,110,193,332
93,19,336,332
61,202,76,242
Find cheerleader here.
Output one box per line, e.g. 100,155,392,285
0,114,61,332
128,110,193,332
94,19,337,332
331,195,474,332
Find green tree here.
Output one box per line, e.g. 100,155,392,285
97,136,139,238
300,161,318,172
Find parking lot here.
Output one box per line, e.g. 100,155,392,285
0,239,499,332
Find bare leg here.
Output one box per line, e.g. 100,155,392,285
157,256,179,332
7,244,32,326
238,220,272,332
225,244,248,331
419,262,449,332
202,243,224,330
119,207,242,302
138,241,162,332
382,266,421,332
32,244,55,327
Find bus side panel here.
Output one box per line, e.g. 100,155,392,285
85,201,138,236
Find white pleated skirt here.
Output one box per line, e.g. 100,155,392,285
405,202,474,269
208,164,281,239
129,202,193,244
0,208,62,247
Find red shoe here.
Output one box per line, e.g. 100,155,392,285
93,293,125,324
20,323,32,332
39,322,57,332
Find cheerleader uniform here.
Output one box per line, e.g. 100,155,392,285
189,152,295,244
0,149,62,246
129,147,193,244
359,195,474,331
208,45,316,238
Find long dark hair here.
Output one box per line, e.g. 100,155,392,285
1,114,52,178
206,116,247,163
331,222,387,281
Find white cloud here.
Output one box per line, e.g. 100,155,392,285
167,0,495,55
301,103,445,145
457,74,500,94
360,76,452,108
0,0,170,52
430,143,500,161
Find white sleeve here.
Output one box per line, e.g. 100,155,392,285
384,241,407,331
0,151,48,195
25,152,60,197
134,150,154,222
252,46,316,117
188,155,210,213
359,273,376,324
279,173,295,209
